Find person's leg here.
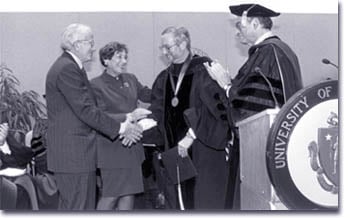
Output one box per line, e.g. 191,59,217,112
117,195,134,210
153,155,177,209
54,171,96,210
225,144,240,209
193,148,229,209
162,173,178,208
15,185,31,209
96,196,118,210
99,168,142,210
181,178,195,209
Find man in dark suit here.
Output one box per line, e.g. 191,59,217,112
45,23,147,210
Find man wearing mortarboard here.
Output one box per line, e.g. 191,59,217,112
204,3,304,209
205,3,303,122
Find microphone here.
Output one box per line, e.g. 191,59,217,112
322,58,339,70
254,67,280,110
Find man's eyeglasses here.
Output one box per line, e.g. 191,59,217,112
75,39,95,47
159,43,178,51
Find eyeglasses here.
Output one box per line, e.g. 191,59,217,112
75,39,95,47
159,43,178,51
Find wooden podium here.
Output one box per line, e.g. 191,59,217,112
236,108,287,210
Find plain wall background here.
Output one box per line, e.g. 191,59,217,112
0,12,338,97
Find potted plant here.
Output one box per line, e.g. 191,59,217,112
0,63,47,143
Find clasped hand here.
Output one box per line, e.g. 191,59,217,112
203,61,232,89
119,121,143,147
120,108,152,147
126,108,152,123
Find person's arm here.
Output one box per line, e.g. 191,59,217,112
141,73,167,146
203,61,232,88
177,128,196,157
90,80,147,146
57,64,120,140
2,134,34,169
134,74,152,103
0,123,10,169
0,133,34,170
183,68,231,151
0,123,9,147
148,72,166,123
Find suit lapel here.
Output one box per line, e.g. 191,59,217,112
62,53,97,104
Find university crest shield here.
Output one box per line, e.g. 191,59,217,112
308,112,338,193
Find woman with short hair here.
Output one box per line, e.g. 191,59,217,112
91,41,151,210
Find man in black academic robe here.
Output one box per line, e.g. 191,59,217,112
204,4,303,209
206,4,303,122
145,26,239,209
205,3,304,209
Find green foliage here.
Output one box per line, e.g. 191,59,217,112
0,64,47,136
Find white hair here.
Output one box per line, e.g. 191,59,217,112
60,23,92,51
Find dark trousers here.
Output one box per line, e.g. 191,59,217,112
54,171,96,210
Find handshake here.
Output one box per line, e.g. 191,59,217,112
119,108,156,147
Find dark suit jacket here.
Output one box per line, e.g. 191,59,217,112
90,72,151,169
45,52,122,173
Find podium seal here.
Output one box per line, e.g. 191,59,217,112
266,80,338,210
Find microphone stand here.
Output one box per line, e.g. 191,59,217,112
254,67,280,110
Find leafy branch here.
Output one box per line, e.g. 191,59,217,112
0,63,46,137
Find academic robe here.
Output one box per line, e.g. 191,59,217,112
229,36,303,122
148,55,235,209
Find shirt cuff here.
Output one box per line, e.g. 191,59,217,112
119,121,127,134
225,84,232,98
187,128,197,139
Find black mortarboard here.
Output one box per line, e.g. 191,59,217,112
161,146,198,184
229,4,280,17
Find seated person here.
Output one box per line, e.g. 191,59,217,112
0,123,34,176
0,123,34,209
1,123,59,210
25,118,49,175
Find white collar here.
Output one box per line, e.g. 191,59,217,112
254,31,274,45
66,50,83,69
